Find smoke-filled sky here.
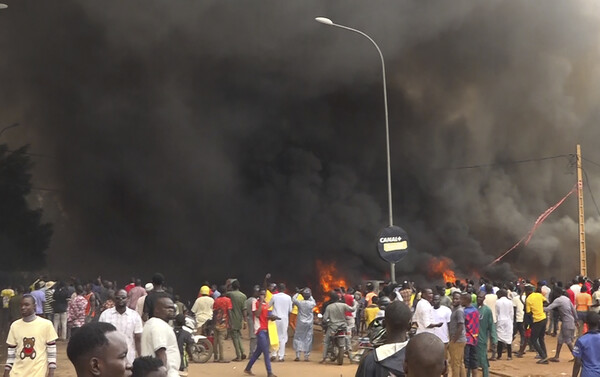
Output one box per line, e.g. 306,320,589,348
2,1,600,297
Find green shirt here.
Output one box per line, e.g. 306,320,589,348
476,304,496,367
227,290,247,330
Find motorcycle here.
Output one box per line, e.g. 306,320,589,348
323,322,349,365
184,315,214,363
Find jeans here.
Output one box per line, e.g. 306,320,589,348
530,319,547,359
245,330,272,374
53,312,67,340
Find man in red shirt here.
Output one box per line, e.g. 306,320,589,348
213,285,233,363
244,289,278,377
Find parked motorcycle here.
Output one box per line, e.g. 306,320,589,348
184,315,214,363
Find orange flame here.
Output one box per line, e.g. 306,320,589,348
428,257,457,284
315,260,349,312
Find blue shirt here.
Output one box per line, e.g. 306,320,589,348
30,290,46,315
573,330,600,377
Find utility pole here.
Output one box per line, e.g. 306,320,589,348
576,144,587,276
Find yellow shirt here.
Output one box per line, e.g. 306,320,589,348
7,317,58,377
525,292,547,323
364,306,380,326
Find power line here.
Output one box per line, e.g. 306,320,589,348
582,157,600,169
436,154,572,171
31,187,62,193
583,168,600,218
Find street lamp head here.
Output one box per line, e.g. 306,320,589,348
315,17,333,26
0,4,8,9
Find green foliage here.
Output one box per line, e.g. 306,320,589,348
0,144,53,270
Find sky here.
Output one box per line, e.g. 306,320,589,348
2,1,600,298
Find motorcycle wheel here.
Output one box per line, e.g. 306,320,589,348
191,338,213,363
329,345,338,361
336,344,344,365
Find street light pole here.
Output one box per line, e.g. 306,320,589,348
0,123,19,138
315,17,396,282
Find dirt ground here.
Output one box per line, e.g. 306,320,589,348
10,331,575,377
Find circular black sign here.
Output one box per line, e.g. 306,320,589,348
377,226,409,263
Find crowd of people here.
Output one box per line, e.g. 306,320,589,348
1,272,600,377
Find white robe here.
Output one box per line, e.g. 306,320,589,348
495,297,514,344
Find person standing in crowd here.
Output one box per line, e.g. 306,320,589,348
127,279,147,311
292,288,316,362
270,283,293,362
212,285,232,363
43,282,55,324
68,285,88,337
5,295,58,377
495,289,513,361
482,284,497,359
173,314,194,375
576,285,592,336
83,283,99,323
365,282,377,306
8,286,23,325
52,282,70,341
30,281,46,317
320,291,354,364
132,357,167,377
125,278,136,293
226,280,247,362
141,297,179,377
98,289,143,366
431,294,451,359
474,291,494,377
136,284,153,319
1,285,14,331
245,286,260,356
572,311,600,377
413,288,443,334
448,291,466,377
67,322,132,377
462,292,480,377
525,284,548,364
355,300,412,376
191,285,213,335
143,274,170,321
364,296,380,328
244,288,278,377
544,287,578,362
403,333,448,377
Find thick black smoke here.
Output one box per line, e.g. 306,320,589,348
2,1,600,299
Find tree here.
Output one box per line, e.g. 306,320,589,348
0,144,52,271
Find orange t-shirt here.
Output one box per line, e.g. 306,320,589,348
576,292,592,312
365,292,377,306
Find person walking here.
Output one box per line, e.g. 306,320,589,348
475,291,496,377
98,289,143,365
245,286,260,356
544,287,578,362
244,288,278,377
4,295,58,377
52,282,69,341
495,289,513,360
525,284,548,364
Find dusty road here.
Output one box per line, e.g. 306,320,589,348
7,331,575,377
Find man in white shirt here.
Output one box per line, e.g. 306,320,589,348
431,294,451,354
270,283,293,361
412,288,443,334
495,289,514,359
141,297,179,377
99,289,143,365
